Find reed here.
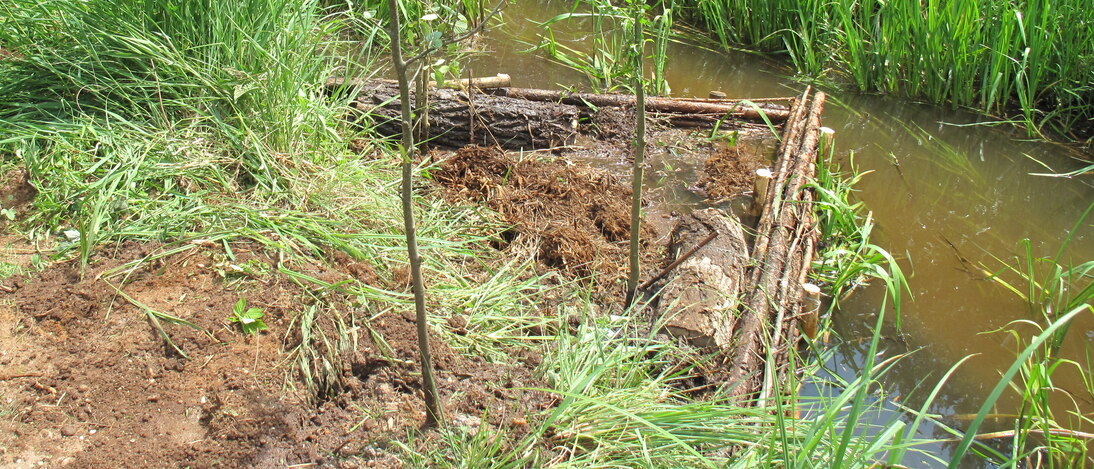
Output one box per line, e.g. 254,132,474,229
966,203,1094,466
677,0,1094,139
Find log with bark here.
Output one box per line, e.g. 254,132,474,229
330,78,793,150
343,81,581,150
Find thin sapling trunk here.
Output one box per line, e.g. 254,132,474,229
625,6,646,307
385,0,443,427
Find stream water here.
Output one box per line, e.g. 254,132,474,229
468,1,1094,466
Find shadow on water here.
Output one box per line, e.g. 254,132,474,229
467,1,1094,466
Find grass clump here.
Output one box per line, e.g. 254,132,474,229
675,0,1094,140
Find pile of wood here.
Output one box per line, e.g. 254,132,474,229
328,76,792,150
729,88,825,405
646,88,826,405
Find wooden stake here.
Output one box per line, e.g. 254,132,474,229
799,283,822,340
750,168,773,216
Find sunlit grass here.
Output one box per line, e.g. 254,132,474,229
676,0,1094,139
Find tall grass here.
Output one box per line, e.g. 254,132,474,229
677,0,1094,140
968,202,1094,466
0,0,350,166
0,0,355,264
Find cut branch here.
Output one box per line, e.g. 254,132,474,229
486,87,790,122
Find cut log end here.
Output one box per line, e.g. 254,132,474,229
750,168,774,216
799,283,822,340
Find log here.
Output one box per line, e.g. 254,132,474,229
485,87,790,122
726,90,826,403
346,81,579,150
654,209,750,349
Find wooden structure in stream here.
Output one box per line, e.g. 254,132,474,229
331,76,826,405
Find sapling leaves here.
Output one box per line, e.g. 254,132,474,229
230,298,267,335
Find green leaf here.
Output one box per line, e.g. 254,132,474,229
229,298,268,335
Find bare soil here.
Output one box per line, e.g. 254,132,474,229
0,239,552,468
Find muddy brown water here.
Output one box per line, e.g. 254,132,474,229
472,0,1094,466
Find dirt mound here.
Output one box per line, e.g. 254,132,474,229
0,240,549,468
433,145,652,281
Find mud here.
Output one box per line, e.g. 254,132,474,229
698,136,778,201
0,240,550,468
433,145,656,284
0,169,37,230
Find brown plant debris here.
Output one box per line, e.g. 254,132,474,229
433,145,654,282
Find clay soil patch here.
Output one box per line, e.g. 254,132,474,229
0,240,551,468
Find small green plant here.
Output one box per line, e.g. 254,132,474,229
0,261,20,279
229,298,267,335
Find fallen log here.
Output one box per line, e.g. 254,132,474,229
345,81,580,150
486,87,790,122
653,209,750,349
